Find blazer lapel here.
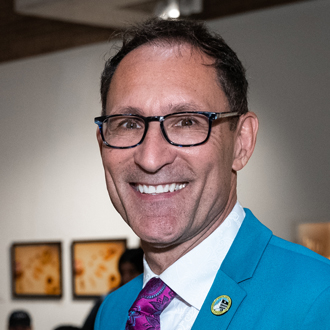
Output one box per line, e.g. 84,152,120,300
191,269,247,330
192,209,273,329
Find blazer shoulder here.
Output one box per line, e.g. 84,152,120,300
267,235,330,286
270,234,330,265
242,208,330,270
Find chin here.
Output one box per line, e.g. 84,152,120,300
138,230,180,248
128,214,185,245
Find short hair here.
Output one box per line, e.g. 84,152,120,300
100,18,248,117
8,310,31,329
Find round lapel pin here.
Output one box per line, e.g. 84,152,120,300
211,295,232,316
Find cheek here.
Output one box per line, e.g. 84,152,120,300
183,136,233,176
102,155,116,191
101,152,128,219
193,138,235,195
102,149,127,186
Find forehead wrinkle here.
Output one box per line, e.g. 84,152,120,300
162,102,203,114
108,106,144,116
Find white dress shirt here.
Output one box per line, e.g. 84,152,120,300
143,201,245,330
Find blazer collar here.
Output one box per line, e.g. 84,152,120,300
221,208,273,283
192,209,273,330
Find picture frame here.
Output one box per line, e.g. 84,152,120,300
297,223,330,259
11,241,62,299
71,239,126,299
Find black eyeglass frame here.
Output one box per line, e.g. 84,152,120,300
94,111,240,149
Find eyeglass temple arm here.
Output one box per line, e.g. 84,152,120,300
213,111,240,120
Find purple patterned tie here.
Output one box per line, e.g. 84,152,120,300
125,277,176,330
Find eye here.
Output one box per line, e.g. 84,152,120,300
165,113,209,133
172,115,202,128
177,117,195,127
111,117,144,131
122,119,142,129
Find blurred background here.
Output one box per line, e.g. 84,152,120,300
1,0,330,328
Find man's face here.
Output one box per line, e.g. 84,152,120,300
99,44,240,249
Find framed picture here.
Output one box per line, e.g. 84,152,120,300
297,223,330,259
11,241,62,298
71,239,126,298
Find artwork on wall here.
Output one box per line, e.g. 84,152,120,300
11,242,62,298
71,239,126,298
297,223,330,259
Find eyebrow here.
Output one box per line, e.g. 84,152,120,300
110,106,144,116
109,102,203,116
167,102,202,113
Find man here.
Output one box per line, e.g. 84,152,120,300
94,18,330,329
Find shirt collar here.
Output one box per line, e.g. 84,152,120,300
143,201,245,310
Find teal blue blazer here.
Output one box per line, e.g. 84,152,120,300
95,209,330,329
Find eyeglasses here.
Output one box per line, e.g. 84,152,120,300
94,111,240,149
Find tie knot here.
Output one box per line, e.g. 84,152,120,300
126,277,176,330
137,277,168,300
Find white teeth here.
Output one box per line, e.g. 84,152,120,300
136,183,187,195
143,184,148,193
156,185,164,193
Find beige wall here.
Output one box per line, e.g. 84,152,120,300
1,0,330,328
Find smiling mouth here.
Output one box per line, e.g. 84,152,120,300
132,183,187,195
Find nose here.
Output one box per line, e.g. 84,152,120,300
134,122,176,173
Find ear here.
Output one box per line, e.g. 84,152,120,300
96,128,104,155
232,112,259,171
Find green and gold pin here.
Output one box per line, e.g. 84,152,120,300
211,295,232,316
